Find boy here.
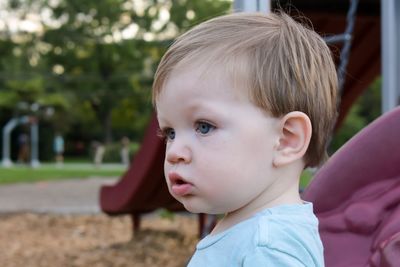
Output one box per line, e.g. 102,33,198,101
153,11,337,266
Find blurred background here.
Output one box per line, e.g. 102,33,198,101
0,0,389,266
0,0,381,167
0,0,233,167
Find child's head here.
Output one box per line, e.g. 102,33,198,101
153,12,338,216
153,12,338,168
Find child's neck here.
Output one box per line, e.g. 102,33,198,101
211,182,302,235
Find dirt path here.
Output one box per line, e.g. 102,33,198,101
0,178,117,213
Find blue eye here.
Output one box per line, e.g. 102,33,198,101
166,128,175,140
196,121,215,135
159,128,175,141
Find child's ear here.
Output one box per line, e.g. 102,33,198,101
273,111,312,167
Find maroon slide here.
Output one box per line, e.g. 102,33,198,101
99,114,184,230
303,107,400,267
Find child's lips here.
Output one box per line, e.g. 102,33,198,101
168,172,194,197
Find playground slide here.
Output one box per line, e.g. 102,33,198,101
99,114,183,216
302,107,400,267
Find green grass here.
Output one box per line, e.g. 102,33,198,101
300,169,314,189
0,163,125,184
0,163,315,188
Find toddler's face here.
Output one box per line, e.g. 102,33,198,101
156,64,281,215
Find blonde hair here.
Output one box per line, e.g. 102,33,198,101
153,12,338,167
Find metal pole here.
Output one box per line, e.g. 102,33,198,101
337,0,359,94
2,118,18,167
2,116,29,167
234,0,270,13
381,0,400,112
30,117,40,168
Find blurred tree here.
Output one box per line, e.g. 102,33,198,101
0,0,231,161
330,77,381,153
2,0,231,146
1,0,385,162
42,0,231,143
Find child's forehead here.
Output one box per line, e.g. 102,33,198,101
172,52,252,90
169,60,249,95
157,59,252,106
153,48,256,109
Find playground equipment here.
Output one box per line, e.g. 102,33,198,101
2,115,40,168
99,114,185,231
381,0,400,112
302,106,400,266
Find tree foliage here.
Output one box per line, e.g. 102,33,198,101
0,0,231,158
329,77,381,153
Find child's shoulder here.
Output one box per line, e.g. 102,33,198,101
189,204,323,267
248,203,323,266
256,203,319,245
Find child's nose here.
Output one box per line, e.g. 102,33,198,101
166,139,192,164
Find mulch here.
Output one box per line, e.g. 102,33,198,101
0,212,198,267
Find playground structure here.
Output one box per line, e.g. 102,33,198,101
302,106,400,266
100,115,183,231
1,115,40,168
100,0,400,265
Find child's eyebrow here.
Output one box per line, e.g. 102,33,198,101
156,114,170,126
185,101,221,113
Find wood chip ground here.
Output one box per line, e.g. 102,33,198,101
0,213,198,267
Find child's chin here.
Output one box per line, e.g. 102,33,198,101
184,206,201,214
183,204,220,215
182,203,206,214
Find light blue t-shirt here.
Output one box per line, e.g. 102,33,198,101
188,203,324,267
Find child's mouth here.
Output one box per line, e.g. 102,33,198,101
168,172,194,196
